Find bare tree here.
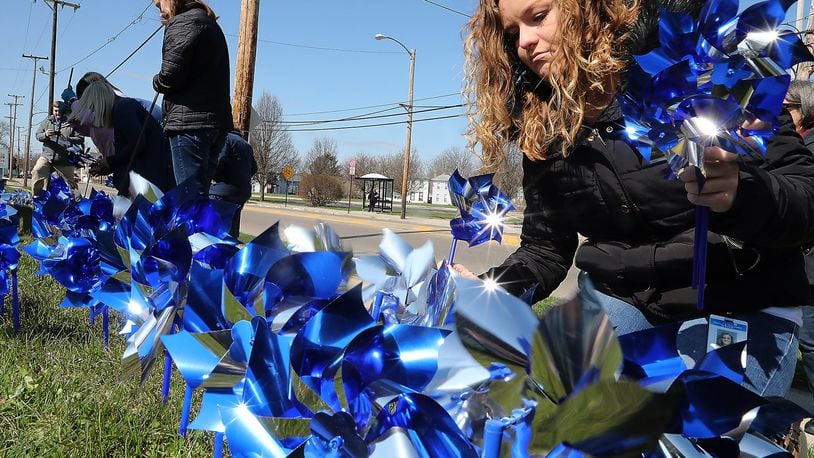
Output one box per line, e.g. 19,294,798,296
250,92,300,201
378,148,425,197
427,146,481,178
304,137,342,176
346,152,381,197
487,143,524,207
0,121,9,151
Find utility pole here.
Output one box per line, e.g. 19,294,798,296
16,126,24,178
22,54,47,188
44,0,80,111
6,95,24,177
232,0,260,139
797,0,814,80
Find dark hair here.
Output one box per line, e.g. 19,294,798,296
164,0,217,20
76,72,120,100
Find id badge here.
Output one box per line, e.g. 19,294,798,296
707,314,748,351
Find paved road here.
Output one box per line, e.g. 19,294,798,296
240,202,580,299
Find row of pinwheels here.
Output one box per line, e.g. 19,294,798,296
11,167,806,457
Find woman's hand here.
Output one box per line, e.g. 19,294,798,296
679,146,739,213
451,263,478,280
89,157,111,177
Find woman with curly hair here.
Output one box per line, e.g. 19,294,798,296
454,0,814,397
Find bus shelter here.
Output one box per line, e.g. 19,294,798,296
355,173,394,212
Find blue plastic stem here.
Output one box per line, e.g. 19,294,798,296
483,419,505,458
179,384,193,437
102,305,109,349
89,307,95,326
448,238,458,265
161,320,177,404
694,206,708,310
11,269,19,332
213,432,224,458
371,291,384,322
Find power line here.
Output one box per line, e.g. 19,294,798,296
279,104,463,126
224,33,401,55
285,93,462,117
106,25,163,78
284,113,465,132
57,1,154,73
420,0,471,18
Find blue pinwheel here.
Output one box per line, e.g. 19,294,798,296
0,204,21,331
619,0,814,310
447,170,514,264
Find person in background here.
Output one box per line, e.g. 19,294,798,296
152,0,233,195
72,72,164,159
209,132,258,238
784,80,814,434
454,0,814,398
367,187,379,212
33,100,84,194
70,80,174,195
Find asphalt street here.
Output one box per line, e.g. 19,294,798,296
240,200,581,299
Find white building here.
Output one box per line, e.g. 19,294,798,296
406,179,430,203
429,174,451,205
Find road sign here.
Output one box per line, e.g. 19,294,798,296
281,165,294,181
349,159,357,176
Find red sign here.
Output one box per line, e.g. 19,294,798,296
349,159,357,176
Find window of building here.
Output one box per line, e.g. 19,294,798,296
419,192,424,201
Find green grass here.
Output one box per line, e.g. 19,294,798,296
0,252,212,457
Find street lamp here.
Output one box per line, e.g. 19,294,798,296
375,33,415,220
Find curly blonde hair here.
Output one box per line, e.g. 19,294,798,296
464,0,640,165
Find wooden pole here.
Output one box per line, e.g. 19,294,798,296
232,0,261,140
44,0,80,111
22,54,47,188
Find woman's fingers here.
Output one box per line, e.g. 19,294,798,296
451,263,478,280
679,147,740,213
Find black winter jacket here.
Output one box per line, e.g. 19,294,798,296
487,107,814,322
152,3,233,134
109,97,175,195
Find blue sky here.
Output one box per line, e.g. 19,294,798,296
0,0,799,163
1,0,478,164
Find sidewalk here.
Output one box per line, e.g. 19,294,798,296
245,196,524,235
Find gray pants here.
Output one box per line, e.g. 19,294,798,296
31,156,76,195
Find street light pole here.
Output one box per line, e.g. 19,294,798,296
375,34,415,220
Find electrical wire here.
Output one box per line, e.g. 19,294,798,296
223,34,401,55
420,0,470,18
57,0,154,73
106,25,163,78
284,113,465,132
285,93,461,116
279,104,463,126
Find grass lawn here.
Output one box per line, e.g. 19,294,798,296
0,251,212,456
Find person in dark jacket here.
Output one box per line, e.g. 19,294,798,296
33,101,84,194
152,0,233,196
70,80,175,195
456,0,814,398
209,132,258,238
784,80,814,431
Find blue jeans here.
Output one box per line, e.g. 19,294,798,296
169,129,227,196
800,305,814,400
578,273,800,397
